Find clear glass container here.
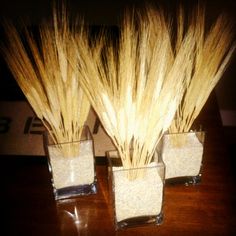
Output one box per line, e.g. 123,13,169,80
107,150,165,230
44,126,97,200
159,131,205,185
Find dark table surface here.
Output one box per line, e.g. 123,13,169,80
1,92,236,236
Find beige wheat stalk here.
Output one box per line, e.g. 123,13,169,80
169,5,235,134
2,5,90,157
75,6,196,178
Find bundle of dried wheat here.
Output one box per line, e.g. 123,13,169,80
75,6,196,177
169,5,235,133
2,4,90,157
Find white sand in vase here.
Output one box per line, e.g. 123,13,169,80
48,140,94,189
162,132,203,179
112,163,163,223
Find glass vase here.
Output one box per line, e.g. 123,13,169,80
44,126,97,200
107,150,165,230
160,131,205,185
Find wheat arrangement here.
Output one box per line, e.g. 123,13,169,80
2,5,90,157
169,5,235,134
75,5,197,178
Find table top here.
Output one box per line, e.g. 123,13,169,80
1,92,236,236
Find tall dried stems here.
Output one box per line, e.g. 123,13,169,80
2,5,90,157
75,6,196,178
169,5,235,134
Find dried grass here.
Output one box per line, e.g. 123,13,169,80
169,5,235,133
2,4,90,157
75,5,196,177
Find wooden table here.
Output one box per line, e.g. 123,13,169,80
1,92,236,236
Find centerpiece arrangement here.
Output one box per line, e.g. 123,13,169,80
74,5,198,229
2,0,235,231
2,4,97,200
161,5,235,185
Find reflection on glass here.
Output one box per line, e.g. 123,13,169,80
56,199,90,236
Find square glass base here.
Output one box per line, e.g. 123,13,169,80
44,126,97,200
107,150,165,230
160,131,205,185
53,182,97,200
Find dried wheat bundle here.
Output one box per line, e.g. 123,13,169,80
75,6,196,177
2,5,90,157
169,5,235,134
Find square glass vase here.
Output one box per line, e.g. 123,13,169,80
160,131,205,185
107,150,165,230
44,126,97,200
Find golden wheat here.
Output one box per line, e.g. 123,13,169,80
169,5,235,133
2,5,90,157
75,6,196,177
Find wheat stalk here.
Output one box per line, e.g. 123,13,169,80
169,5,235,134
75,6,196,178
2,4,90,157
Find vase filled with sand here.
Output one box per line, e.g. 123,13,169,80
44,126,97,200
160,5,235,185
160,131,205,185
3,4,97,199
75,4,196,228
107,150,165,229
